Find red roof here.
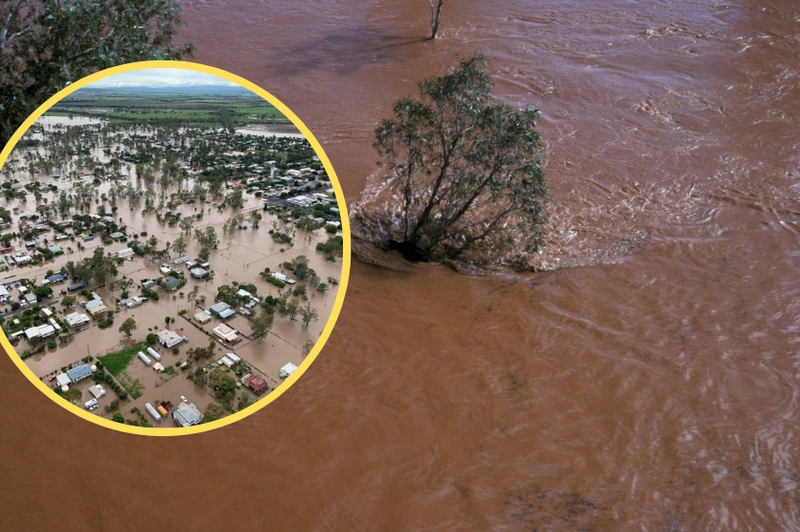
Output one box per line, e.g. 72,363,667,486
246,375,268,393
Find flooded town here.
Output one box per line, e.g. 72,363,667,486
0,74,345,428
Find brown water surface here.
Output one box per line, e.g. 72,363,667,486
2,1,800,530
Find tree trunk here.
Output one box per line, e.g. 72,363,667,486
430,0,444,39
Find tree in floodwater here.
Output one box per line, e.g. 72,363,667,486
118,317,137,339
359,54,548,268
428,0,445,39
65,247,119,286
172,234,187,257
202,403,226,423
194,226,218,249
299,302,318,327
251,311,274,340
0,0,193,146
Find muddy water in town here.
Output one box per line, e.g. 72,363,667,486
2,1,800,530
2,116,342,425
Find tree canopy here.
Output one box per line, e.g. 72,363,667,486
0,0,192,146
251,311,274,340
355,54,548,269
119,317,137,338
65,247,119,286
202,403,226,423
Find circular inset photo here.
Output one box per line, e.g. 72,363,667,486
0,62,350,435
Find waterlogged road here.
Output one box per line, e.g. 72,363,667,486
2,1,800,530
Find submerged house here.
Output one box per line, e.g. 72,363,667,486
24,324,55,341
66,364,92,383
244,374,269,394
172,402,202,427
85,297,109,317
64,312,90,329
194,310,212,324
156,329,187,349
163,276,183,291
212,323,240,344
210,302,236,320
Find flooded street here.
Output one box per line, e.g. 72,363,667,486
2,0,800,530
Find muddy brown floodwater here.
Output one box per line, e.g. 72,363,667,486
2,1,800,530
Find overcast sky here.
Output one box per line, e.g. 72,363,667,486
88,69,238,88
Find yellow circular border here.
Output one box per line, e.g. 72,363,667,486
0,61,351,436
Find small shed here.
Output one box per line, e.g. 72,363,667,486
280,362,299,379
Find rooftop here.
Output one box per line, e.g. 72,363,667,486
172,402,203,427
64,312,89,328
245,374,269,393
25,324,55,340
164,276,183,290
157,329,186,347
66,364,92,382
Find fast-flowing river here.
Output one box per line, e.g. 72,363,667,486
3,1,799,530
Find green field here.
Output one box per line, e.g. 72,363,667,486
99,342,146,375
49,90,290,126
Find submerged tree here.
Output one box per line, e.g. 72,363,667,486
119,317,137,339
428,0,446,39
251,311,274,340
172,234,187,257
202,403,226,423
359,54,548,268
65,247,119,286
0,0,193,146
299,302,318,327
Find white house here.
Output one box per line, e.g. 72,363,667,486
287,195,312,207
213,324,240,344
156,329,187,348
85,297,109,317
25,324,55,340
64,312,90,328
189,267,208,279
194,310,212,324
220,353,241,368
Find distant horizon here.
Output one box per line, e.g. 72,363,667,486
70,84,252,95
85,68,241,89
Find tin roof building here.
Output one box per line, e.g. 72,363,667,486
66,364,92,383
156,329,186,348
210,302,236,320
220,353,241,368
24,324,56,340
65,312,90,328
172,402,203,427
194,310,212,324
245,374,269,394
213,323,240,344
